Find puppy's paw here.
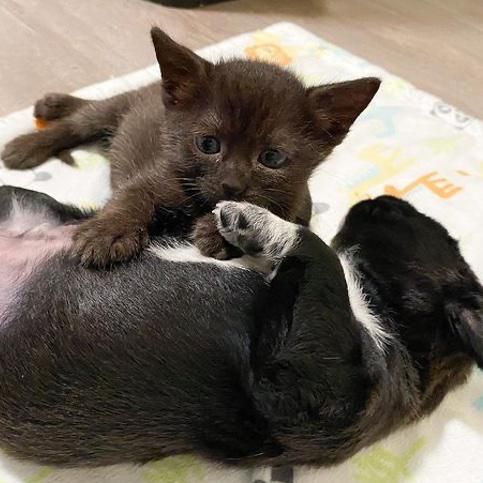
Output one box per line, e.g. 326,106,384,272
72,218,149,268
1,133,54,169
34,93,86,121
214,201,299,260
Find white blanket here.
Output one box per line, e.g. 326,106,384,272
1,22,482,483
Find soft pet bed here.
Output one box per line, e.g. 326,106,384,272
1,22,482,483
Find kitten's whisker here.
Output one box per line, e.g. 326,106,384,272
252,193,290,218
264,187,296,198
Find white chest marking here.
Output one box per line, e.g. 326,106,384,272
148,241,272,273
338,250,391,351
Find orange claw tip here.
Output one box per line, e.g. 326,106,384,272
34,117,48,129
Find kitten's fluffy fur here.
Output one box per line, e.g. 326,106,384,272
0,185,482,468
1,27,380,266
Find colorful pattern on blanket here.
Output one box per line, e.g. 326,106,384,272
1,22,482,483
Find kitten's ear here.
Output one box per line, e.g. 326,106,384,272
150,27,213,108
447,298,483,368
307,77,381,139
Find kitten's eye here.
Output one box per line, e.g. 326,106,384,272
195,135,221,154
258,149,287,169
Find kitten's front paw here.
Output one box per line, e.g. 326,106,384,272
194,233,233,260
214,201,300,260
72,217,149,268
1,133,54,169
192,214,241,260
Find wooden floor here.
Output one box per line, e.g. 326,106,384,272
0,0,482,118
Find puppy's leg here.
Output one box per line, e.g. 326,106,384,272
1,87,150,170
0,186,90,229
0,187,87,320
214,202,361,452
214,200,346,283
214,201,301,263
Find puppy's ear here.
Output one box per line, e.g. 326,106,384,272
307,77,380,140
446,297,483,367
150,27,213,108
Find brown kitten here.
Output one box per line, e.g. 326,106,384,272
1,28,380,267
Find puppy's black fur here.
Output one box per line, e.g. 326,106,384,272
0,186,482,467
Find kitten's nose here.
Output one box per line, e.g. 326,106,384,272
222,180,246,198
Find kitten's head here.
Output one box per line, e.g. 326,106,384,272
151,27,380,218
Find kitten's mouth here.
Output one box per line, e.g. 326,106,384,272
187,185,237,207
181,178,246,209
204,192,246,207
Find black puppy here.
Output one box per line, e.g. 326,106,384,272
0,186,481,467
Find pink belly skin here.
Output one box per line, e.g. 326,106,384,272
0,225,76,322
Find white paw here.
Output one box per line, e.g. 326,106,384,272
213,201,300,261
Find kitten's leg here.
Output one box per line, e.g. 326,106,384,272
33,93,89,121
1,86,156,170
70,167,188,267
191,213,242,260
2,120,87,169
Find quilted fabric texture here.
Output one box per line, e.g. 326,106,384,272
1,22,482,483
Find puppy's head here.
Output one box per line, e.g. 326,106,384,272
345,196,483,364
